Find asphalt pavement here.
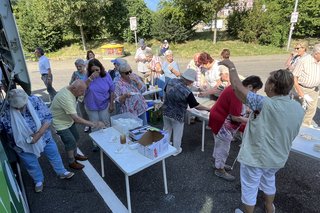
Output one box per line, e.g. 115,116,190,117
22,54,320,213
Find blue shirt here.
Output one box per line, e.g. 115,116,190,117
0,96,53,152
162,60,180,79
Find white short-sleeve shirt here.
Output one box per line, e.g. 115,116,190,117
38,55,51,74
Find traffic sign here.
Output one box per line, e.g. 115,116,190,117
130,17,137,31
290,12,299,23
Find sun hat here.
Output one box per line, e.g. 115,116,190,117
111,58,127,66
138,39,145,47
8,89,29,108
181,69,197,82
119,63,132,73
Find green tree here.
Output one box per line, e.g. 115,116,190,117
104,0,153,42
14,0,64,52
227,0,319,47
59,0,112,50
291,0,320,37
152,1,192,43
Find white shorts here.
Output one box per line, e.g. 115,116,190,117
240,163,279,206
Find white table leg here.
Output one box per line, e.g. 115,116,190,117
125,175,132,213
201,120,205,152
162,159,168,194
100,149,105,177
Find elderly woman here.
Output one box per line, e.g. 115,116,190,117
285,41,308,71
199,65,230,99
160,40,169,56
198,52,220,89
114,63,148,125
220,60,304,213
85,59,115,151
162,50,180,83
145,49,163,85
0,89,74,192
209,76,263,181
163,69,210,156
70,59,90,132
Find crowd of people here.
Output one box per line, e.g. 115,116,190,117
1,40,320,213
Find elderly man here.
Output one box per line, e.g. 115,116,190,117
50,80,105,170
162,69,210,156
134,39,152,77
34,47,57,101
0,89,74,193
292,43,320,127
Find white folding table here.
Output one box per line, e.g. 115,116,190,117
291,126,320,160
142,88,162,96
187,108,209,152
89,127,176,213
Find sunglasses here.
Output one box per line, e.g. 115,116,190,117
124,70,132,75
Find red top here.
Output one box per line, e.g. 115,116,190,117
208,86,243,134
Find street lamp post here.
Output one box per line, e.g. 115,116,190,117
286,0,299,51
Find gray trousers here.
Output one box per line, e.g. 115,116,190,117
163,116,184,150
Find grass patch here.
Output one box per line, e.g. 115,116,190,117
41,32,307,60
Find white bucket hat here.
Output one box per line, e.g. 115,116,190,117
181,69,197,82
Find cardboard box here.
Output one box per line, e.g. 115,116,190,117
110,112,143,135
138,130,169,159
129,125,161,141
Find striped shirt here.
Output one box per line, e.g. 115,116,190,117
292,54,320,88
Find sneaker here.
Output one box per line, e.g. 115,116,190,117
59,171,75,179
84,126,90,132
235,208,243,213
214,170,235,181
173,148,182,156
212,163,232,172
35,182,43,193
69,161,84,170
75,154,88,161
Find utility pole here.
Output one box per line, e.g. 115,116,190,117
286,0,299,51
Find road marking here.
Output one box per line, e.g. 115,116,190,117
77,149,128,213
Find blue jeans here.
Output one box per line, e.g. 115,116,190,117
154,77,165,97
139,112,148,125
18,139,67,183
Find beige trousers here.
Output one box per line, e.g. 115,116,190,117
301,87,319,126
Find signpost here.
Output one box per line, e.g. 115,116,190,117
130,17,138,48
286,0,299,51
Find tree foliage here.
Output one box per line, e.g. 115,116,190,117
59,0,112,41
152,1,192,43
14,0,64,52
227,0,319,47
12,0,319,51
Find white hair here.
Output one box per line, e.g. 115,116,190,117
164,50,173,56
313,43,320,54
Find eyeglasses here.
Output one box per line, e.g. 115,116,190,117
124,70,132,75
